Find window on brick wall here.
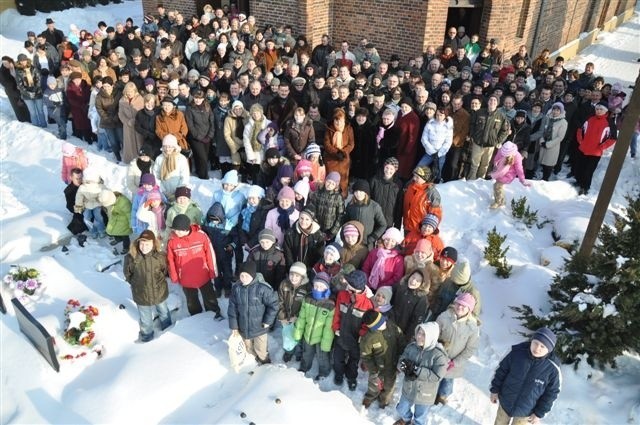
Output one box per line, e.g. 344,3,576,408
516,0,531,38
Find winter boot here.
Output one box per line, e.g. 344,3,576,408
333,375,344,386
282,352,293,363
435,395,448,405
256,356,271,365
362,398,372,409
214,312,224,321
348,380,357,391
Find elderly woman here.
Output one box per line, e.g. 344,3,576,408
119,82,145,163
323,108,354,198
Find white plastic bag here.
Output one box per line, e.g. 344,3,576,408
228,332,247,372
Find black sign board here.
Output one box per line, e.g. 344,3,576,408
11,298,60,372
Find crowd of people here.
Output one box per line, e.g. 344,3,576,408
9,3,639,423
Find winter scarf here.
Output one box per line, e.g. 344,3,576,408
24,66,34,87
312,287,331,300
543,117,560,142
240,204,257,232
332,120,345,149
368,248,397,290
151,204,166,231
376,121,394,149
276,205,295,231
250,116,265,151
377,302,392,313
160,152,180,180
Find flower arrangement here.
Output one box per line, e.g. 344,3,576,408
3,266,42,298
63,299,99,347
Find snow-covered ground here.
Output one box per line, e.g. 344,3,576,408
1,3,640,424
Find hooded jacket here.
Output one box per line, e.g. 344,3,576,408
402,181,442,235
390,269,432,343
332,289,375,350
344,197,387,249
339,220,369,269
166,224,217,288
228,273,279,339
123,240,168,306
435,306,480,378
248,242,286,290
293,295,335,351
277,276,311,321
576,113,617,157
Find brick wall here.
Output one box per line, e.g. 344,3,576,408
143,0,197,18
251,0,301,34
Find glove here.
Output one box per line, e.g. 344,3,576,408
360,362,368,372
447,360,455,371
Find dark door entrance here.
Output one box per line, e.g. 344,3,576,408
195,0,250,15
445,0,483,39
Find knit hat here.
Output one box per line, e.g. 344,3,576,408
304,143,322,158
454,292,476,312
595,102,609,110
352,179,370,196
240,261,257,279
174,186,191,199
259,228,277,244
144,77,155,86
278,186,296,202
265,147,280,159
382,227,403,244
451,261,471,285
500,141,518,156
346,270,367,291
98,189,116,207
313,271,331,289
139,144,153,157
294,179,310,200
61,142,76,156
47,75,57,86
414,239,433,255
299,208,315,221
342,224,359,239
384,157,399,169
421,214,440,230
375,286,393,306
246,184,265,200
533,327,557,352
146,191,162,202
231,100,244,110
413,166,432,181
551,102,564,113
289,261,307,277
326,171,341,184
515,109,527,119
140,173,156,186
324,243,341,260
296,159,312,175
440,246,458,263
362,309,386,331
138,229,156,242
221,169,239,185
162,134,179,149
171,214,191,231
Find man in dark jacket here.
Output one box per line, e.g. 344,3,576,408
228,261,279,364
509,110,531,154
42,18,64,47
266,82,298,133
490,328,561,425
369,157,403,229
466,95,510,180
189,39,211,74
311,34,333,76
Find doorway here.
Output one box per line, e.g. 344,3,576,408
445,5,483,39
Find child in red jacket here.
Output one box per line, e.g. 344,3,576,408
402,214,445,259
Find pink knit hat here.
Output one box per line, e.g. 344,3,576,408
454,292,476,312
342,224,359,238
278,186,296,202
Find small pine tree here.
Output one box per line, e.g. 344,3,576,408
513,195,640,369
484,227,512,278
511,196,539,228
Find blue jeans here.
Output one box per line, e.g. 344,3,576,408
96,129,112,152
138,301,172,341
24,98,47,128
396,394,430,425
104,127,124,161
417,152,447,182
437,377,454,397
631,130,639,157
83,206,105,237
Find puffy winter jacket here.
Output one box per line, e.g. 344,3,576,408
211,187,246,232
577,113,616,157
433,277,481,319
390,269,432,343
491,149,526,185
338,220,369,269
435,307,479,378
166,224,217,288
343,198,387,249
402,181,442,235
243,116,271,163
490,342,562,419
105,193,132,237
265,207,300,246
166,201,203,230
283,220,325,269
228,273,279,339
370,172,403,229
332,289,374,351
360,319,405,375
294,296,335,352
308,186,345,238
152,153,191,200
123,249,169,306
277,277,310,321
421,117,453,157
248,244,287,290
361,248,405,290
75,181,104,211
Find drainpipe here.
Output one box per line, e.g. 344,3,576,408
530,0,547,56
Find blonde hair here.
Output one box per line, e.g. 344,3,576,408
123,82,138,98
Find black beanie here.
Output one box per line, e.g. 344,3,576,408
352,179,370,196
240,261,257,279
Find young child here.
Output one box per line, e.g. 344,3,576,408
211,169,247,265
44,76,68,140
360,309,405,409
294,271,335,381
74,167,107,239
61,142,88,184
490,141,530,209
394,322,448,425
256,148,288,188
428,246,457,302
126,145,155,195
123,230,172,342
304,143,326,187
99,189,132,255
278,262,310,362
131,173,167,236
339,221,368,269
362,227,405,291
403,213,444,259
294,159,317,191
311,243,342,281
228,261,279,365
202,202,238,298
404,239,435,276
264,186,300,247
165,186,203,233
247,229,286,290
293,179,310,211
307,171,344,241
135,191,167,240
238,185,269,251
265,164,294,204
64,168,88,245
390,269,433,345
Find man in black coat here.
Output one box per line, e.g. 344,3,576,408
0,57,30,122
42,18,64,48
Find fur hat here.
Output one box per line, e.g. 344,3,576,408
414,239,433,255
171,214,191,231
362,309,386,331
533,327,557,351
278,186,296,202
289,262,307,278
382,227,403,244
440,246,458,263
451,261,471,285
221,170,239,185
326,171,341,184
346,270,367,291
324,243,341,260
246,184,265,200
421,214,440,230
140,173,156,186
259,228,277,244
174,186,191,199
352,179,370,196
500,141,518,156
98,189,116,207
454,292,476,312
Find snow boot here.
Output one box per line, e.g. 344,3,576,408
362,398,372,409
333,375,344,386
435,395,448,405
256,356,271,365
214,312,224,321
348,380,357,391
283,352,293,363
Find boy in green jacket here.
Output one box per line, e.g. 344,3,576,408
293,273,335,381
100,189,132,254
360,309,405,409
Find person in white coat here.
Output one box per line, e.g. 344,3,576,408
243,103,272,183
537,102,567,181
418,106,453,182
152,134,190,202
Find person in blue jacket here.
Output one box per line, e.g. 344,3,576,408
228,261,279,365
490,327,562,425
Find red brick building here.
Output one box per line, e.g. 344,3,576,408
142,0,637,61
